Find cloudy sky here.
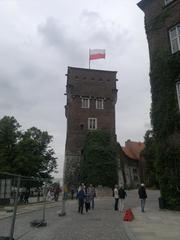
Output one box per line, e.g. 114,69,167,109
0,0,151,177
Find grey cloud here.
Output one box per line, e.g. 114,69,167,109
38,18,66,48
38,17,86,64
0,79,30,111
80,10,102,24
80,10,132,53
20,64,40,80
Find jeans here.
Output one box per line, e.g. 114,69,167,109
91,198,95,210
78,199,84,214
119,199,125,212
140,199,146,212
114,198,119,210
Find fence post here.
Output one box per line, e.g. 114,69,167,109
42,182,47,222
58,185,66,216
9,175,21,240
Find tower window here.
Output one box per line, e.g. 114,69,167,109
169,24,180,54
96,99,104,109
176,82,180,111
80,124,84,130
82,98,90,108
88,118,97,130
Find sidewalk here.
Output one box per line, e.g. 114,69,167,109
124,191,180,240
1,191,180,240
0,200,60,220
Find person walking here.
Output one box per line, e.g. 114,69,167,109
24,187,30,204
77,186,85,214
138,183,147,212
89,184,96,210
54,185,60,201
114,184,119,211
70,186,75,200
118,185,127,212
85,187,91,213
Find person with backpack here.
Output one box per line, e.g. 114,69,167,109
118,184,127,212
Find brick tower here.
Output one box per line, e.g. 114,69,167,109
64,67,118,187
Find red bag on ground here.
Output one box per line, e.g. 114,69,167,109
123,208,134,221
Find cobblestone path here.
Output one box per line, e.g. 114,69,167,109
0,197,132,240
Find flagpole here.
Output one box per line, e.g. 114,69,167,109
89,48,90,69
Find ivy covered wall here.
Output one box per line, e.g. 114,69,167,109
150,50,180,208
80,130,118,187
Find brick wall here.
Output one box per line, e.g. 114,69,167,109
138,0,180,61
64,67,118,186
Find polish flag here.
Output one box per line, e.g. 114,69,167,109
89,49,106,60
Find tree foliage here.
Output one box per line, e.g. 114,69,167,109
142,130,158,187
0,116,57,178
80,130,118,187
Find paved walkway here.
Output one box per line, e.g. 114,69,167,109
0,201,60,219
124,190,180,240
0,190,180,240
0,198,130,240
127,206,180,240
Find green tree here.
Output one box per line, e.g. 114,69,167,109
0,116,57,178
80,130,118,187
15,127,57,178
142,130,158,187
0,116,21,172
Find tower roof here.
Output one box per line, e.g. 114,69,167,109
137,0,152,11
68,66,117,74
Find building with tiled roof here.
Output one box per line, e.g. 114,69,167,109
122,140,145,160
118,140,145,188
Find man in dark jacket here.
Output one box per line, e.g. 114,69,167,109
118,185,127,212
77,186,85,214
138,183,147,212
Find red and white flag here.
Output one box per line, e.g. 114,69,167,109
89,49,106,60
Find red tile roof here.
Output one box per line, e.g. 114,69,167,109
122,140,145,160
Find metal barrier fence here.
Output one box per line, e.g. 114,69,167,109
0,172,63,240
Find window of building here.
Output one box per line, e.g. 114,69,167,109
176,82,180,111
164,0,174,5
81,98,90,108
169,24,180,53
88,118,97,130
96,99,104,109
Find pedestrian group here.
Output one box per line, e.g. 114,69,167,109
77,183,96,214
73,182,147,215
113,183,147,213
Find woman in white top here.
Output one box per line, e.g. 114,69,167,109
114,184,119,211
